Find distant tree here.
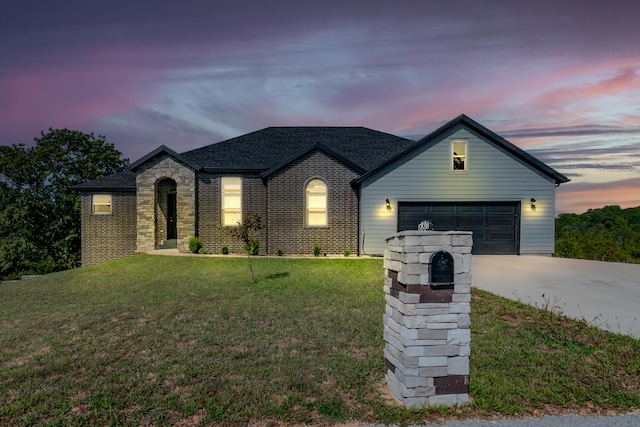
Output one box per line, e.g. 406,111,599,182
229,213,262,283
554,205,640,263
0,129,128,279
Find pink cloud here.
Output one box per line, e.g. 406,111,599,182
556,177,640,214
531,67,640,114
0,51,162,144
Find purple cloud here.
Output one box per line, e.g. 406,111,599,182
2,0,640,213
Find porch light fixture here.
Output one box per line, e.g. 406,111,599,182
530,198,537,211
386,198,391,210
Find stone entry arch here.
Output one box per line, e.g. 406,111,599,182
135,154,196,253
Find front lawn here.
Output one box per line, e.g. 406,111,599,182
1,255,638,425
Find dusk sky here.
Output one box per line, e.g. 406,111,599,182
1,0,639,214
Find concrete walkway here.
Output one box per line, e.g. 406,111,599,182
372,413,640,426
472,256,640,338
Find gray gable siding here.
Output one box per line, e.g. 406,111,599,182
359,129,558,255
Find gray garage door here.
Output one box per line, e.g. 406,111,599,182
397,202,520,254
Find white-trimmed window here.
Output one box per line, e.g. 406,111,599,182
306,179,327,226
452,141,467,171
92,194,112,214
221,177,242,226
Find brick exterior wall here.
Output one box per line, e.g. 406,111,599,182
80,148,361,263
80,191,137,265
197,173,267,254
265,150,359,255
194,150,358,256
136,154,196,252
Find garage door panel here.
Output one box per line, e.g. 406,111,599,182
488,231,514,240
488,217,516,227
431,216,458,228
397,202,519,255
458,205,486,213
458,217,486,227
488,205,517,213
402,205,427,214
468,228,486,240
431,205,456,213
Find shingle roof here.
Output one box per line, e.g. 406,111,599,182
71,171,136,191
73,119,569,191
180,127,415,172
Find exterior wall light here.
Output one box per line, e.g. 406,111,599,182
386,198,391,210
530,198,537,211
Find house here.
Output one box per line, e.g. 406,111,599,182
73,115,569,265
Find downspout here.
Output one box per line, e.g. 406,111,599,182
351,179,363,256
261,174,269,255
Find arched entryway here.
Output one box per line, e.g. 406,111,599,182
156,178,177,249
134,152,196,253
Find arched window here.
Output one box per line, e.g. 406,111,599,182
306,179,327,226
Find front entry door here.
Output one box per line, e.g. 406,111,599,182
167,193,177,240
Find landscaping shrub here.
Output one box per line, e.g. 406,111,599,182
189,237,203,253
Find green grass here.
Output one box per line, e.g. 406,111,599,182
1,255,639,425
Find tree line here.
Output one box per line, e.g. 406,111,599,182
0,129,127,280
555,205,640,263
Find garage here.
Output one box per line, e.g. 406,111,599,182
397,202,520,254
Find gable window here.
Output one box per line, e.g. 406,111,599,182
452,141,467,171
306,179,327,226
92,194,112,214
221,177,242,226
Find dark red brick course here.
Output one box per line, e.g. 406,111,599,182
434,375,469,395
387,269,454,303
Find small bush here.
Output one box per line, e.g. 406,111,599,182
221,245,229,255
228,213,262,283
313,245,321,257
343,250,351,257
245,238,259,255
189,237,203,253
198,248,208,254
276,249,283,256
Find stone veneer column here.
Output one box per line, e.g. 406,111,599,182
136,155,196,253
383,230,472,408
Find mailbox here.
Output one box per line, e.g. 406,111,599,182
430,251,454,285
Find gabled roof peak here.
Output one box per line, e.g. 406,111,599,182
128,144,201,172
261,141,367,178
179,126,415,172
355,114,569,185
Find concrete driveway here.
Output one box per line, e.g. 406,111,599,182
472,256,640,338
